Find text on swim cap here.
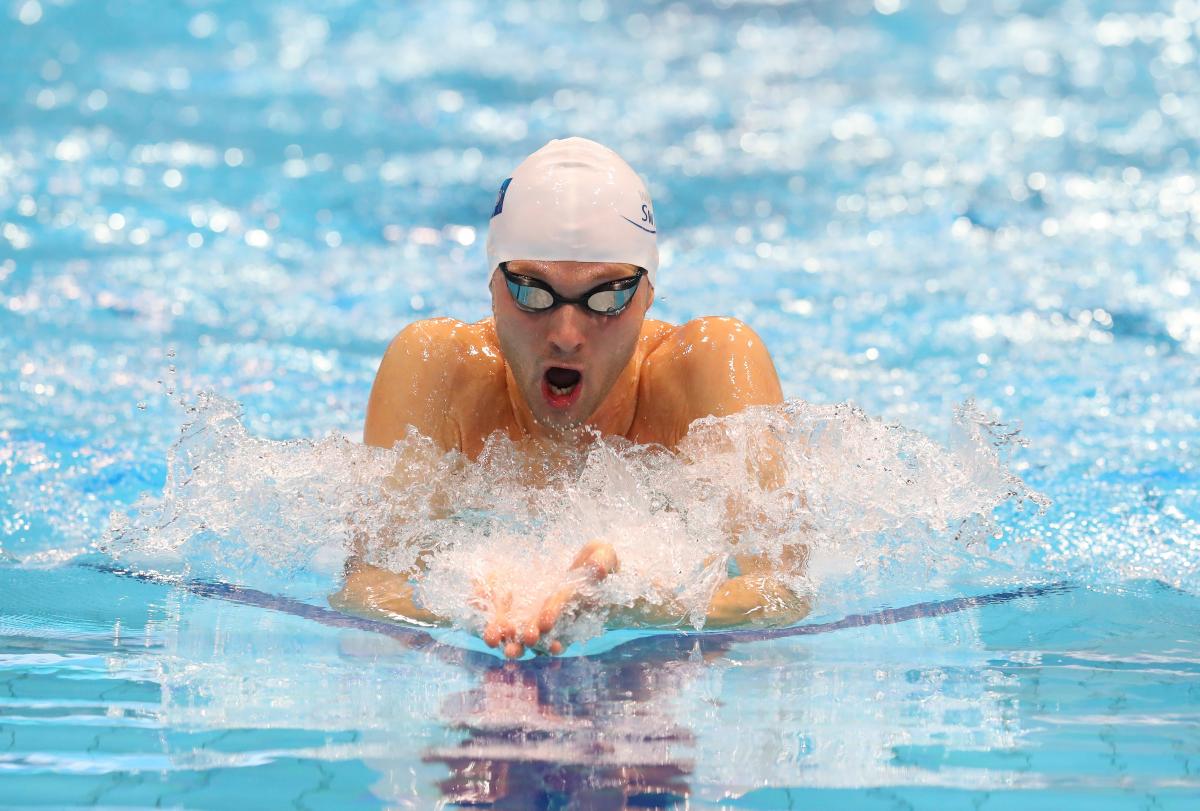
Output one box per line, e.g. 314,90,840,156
621,204,657,234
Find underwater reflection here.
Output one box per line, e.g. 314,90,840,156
136,571,1063,803
423,639,731,809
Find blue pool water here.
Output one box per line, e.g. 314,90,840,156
3,0,1200,807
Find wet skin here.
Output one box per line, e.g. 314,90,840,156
333,260,807,657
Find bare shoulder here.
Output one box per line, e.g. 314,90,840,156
647,316,775,373
640,316,783,428
364,318,505,450
382,317,501,365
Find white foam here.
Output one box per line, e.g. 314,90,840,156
106,393,1048,646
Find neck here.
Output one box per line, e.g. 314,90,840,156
587,351,642,437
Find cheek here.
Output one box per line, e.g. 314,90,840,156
493,314,540,375
493,319,520,360
597,318,642,372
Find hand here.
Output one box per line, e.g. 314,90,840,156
522,539,619,655
472,576,527,660
473,540,619,659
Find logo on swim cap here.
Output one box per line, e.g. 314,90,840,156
491,177,511,218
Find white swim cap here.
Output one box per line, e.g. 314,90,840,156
486,137,659,285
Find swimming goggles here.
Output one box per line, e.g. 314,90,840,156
499,263,646,316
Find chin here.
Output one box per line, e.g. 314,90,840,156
529,395,597,434
533,406,587,431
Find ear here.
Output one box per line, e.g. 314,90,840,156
644,280,655,311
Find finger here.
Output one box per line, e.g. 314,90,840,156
481,589,514,648
580,558,608,580
570,540,603,568
571,542,619,580
522,622,541,648
538,584,577,634
503,641,524,659
585,544,619,578
548,640,563,655
498,618,516,644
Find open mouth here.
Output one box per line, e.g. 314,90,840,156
541,367,583,409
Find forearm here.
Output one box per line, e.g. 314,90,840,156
609,574,809,630
703,574,810,628
330,560,446,627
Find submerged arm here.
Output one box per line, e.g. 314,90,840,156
625,317,809,629
703,549,810,628
685,318,808,628
606,546,810,631
330,560,444,626
331,320,471,625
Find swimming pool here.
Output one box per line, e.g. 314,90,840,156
2,0,1199,807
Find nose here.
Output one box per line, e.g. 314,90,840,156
545,304,587,357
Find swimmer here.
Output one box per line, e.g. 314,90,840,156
333,137,808,657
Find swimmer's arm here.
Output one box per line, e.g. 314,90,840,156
674,321,805,626
348,333,472,619
340,321,464,622
610,549,809,630
641,317,784,448
330,559,447,627
364,319,463,451
332,458,456,627
677,316,785,419
703,550,810,628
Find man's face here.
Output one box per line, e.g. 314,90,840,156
490,260,653,430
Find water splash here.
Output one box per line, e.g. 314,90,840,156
105,392,392,588
105,392,1050,647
